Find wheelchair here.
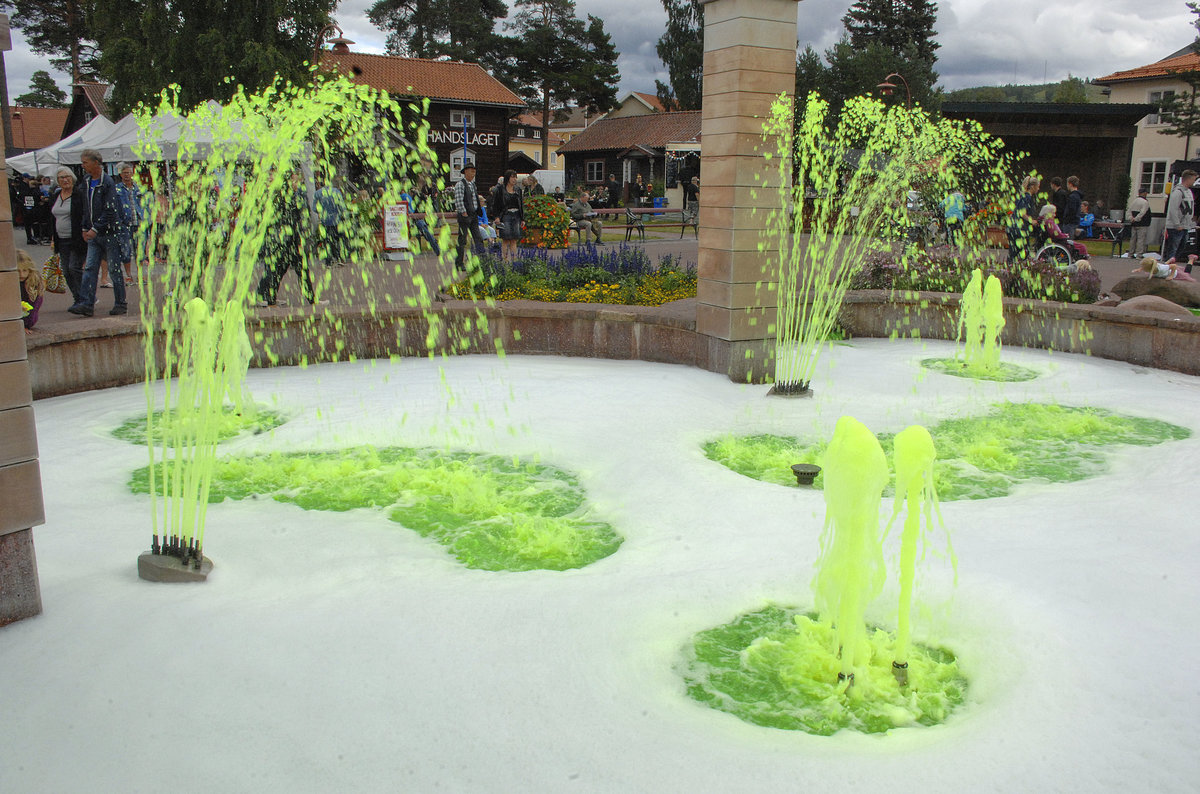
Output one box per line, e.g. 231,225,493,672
1031,226,1077,268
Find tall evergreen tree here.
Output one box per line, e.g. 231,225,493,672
1155,2,1200,158
843,0,939,69
15,70,69,107
507,0,619,165
0,0,100,82
92,0,337,113
654,0,703,111
367,0,509,70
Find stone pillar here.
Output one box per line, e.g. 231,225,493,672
697,0,798,382
0,17,46,626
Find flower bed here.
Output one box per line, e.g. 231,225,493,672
447,244,697,306
850,250,1102,304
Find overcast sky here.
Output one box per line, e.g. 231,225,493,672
4,0,1198,107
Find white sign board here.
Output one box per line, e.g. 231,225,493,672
383,204,409,251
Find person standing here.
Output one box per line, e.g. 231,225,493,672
50,168,87,304
19,176,39,244
257,171,316,306
1162,170,1197,263
606,174,622,207
114,163,142,283
630,173,646,208
453,162,485,272
69,149,126,317
315,177,346,265
682,176,700,222
940,189,966,247
491,169,525,261
1007,175,1040,264
1127,187,1153,259
1049,177,1068,222
1061,176,1083,239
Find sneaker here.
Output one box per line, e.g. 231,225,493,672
100,283,112,289
68,305,93,317
109,305,128,316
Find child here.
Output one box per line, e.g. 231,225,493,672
17,250,44,333
1134,255,1198,282
1039,204,1089,259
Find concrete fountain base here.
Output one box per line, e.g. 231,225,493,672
137,551,213,582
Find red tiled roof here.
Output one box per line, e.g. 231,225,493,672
319,50,524,107
633,92,666,112
7,106,69,149
1095,51,1200,84
556,111,702,154
77,83,111,118
513,112,563,144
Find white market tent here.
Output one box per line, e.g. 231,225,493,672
5,115,117,177
55,101,249,164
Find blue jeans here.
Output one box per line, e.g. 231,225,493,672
77,235,126,309
1162,228,1187,262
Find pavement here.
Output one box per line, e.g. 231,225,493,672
14,231,1137,342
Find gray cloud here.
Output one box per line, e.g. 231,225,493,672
3,0,1197,109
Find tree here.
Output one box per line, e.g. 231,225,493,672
843,0,940,70
92,0,338,113
506,0,620,165
15,70,69,107
655,0,703,111
1051,75,1089,103
808,38,940,114
367,0,509,71
0,0,101,82
1154,2,1200,158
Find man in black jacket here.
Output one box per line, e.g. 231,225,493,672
69,149,126,317
1062,176,1083,240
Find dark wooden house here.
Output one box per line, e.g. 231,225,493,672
557,111,702,201
321,49,525,187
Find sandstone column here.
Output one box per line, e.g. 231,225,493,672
697,0,798,382
0,15,46,627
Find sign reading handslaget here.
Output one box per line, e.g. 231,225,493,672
427,129,502,148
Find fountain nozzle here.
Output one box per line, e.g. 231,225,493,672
892,661,909,687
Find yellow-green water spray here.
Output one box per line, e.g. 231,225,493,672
130,73,495,568
758,94,1018,393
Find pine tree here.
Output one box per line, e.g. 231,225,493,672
367,0,509,71
843,0,939,69
507,0,620,165
1155,2,1200,157
655,0,703,111
92,0,338,113
0,0,100,83
15,70,68,108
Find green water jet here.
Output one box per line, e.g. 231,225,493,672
683,417,965,734
130,73,502,572
759,94,1019,395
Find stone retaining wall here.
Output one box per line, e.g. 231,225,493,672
24,293,1200,400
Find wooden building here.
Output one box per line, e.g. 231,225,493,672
942,102,1154,213
557,111,702,201
321,48,525,186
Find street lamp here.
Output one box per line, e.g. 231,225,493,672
876,72,912,109
313,23,354,64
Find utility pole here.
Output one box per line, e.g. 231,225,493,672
0,15,14,156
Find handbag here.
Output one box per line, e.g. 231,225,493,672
42,253,67,294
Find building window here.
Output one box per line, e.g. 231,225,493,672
450,148,478,182
450,110,476,129
533,129,541,138
1147,90,1176,125
551,152,558,166
586,160,604,182
516,128,525,137
1140,160,1168,196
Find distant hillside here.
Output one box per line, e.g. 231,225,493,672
944,79,1109,104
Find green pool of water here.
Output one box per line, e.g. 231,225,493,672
112,406,287,445
680,605,967,735
704,403,1189,499
921,357,1040,382
129,446,622,571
